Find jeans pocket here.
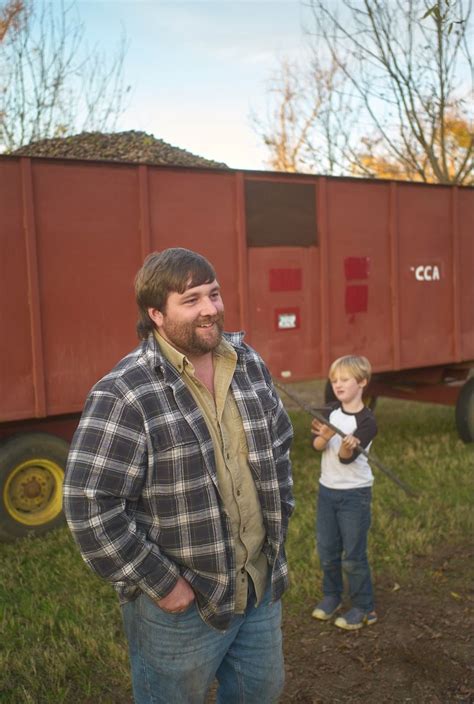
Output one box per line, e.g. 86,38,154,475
139,593,196,628
354,487,371,507
158,598,196,617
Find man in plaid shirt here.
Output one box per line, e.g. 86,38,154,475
64,248,294,703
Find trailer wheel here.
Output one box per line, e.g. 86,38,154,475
0,433,69,541
455,378,474,443
324,381,377,410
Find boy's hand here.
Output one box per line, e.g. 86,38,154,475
339,434,360,458
311,418,335,442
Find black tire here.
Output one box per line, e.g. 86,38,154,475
455,377,474,443
324,380,377,411
0,432,69,541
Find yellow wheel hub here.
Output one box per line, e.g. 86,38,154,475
4,459,63,526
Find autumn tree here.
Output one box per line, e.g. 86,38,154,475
357,113,473,181
255,0,473,184
0,0,24,41
0,0,129,153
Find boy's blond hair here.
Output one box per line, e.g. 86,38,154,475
329,355,372,384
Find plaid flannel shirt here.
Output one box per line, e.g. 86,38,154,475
63,332,294,630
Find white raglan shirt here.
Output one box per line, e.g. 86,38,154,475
320,404,377,490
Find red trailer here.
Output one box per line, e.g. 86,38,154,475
1,155,473,539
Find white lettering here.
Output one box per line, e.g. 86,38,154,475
412,264,441,281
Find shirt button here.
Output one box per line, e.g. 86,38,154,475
236,490,241,496
241,568,245,574
226,452,230,460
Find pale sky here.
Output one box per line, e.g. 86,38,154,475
76,0,311,169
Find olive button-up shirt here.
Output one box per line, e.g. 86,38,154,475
156,332,268,612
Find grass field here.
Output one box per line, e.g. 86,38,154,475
0,398,472,703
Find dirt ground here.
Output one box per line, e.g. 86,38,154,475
281,543,474,704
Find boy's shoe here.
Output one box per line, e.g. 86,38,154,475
334,607,378,631
311,596,342,621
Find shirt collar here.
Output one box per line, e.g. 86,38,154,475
153,331,187,373
144,330,246,377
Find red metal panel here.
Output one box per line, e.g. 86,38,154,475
345,285,368,314
325,179,394,371
269,268,302,292
32,160,141,415
397,184,454,368
138,165,152,258
21,159,47,418
458,187,474,360
388,182,402,369
1,155,473,425
317,177,331,374
344,256,370,280
235,172,250,333
248,246,320,381
0,160,36,420
147,169,241,331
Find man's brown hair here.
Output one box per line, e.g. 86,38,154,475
135,248,216,339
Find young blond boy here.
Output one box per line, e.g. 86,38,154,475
311,355,377,630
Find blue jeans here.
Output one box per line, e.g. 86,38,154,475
121,580,284,704
316,483,374,612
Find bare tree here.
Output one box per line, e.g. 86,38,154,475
255,0,473,184
0,0,130,153
252,53,356,174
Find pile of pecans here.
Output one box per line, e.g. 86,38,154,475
12,130,229,169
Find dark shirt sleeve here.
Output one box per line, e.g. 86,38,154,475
339,407,377,464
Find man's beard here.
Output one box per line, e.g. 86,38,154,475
160,312,224,357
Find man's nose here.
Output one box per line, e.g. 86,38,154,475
199,297,219,316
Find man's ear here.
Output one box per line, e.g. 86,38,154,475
148,307,164,328
360,378,368,389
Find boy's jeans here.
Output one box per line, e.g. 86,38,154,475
316,483,374,612
121,580,284,704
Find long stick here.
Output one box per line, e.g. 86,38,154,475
275,382,418,498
